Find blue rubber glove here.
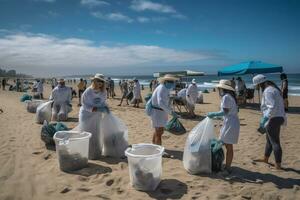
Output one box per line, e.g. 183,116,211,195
259,116,269,128
207,111,225,119
97,106,110,113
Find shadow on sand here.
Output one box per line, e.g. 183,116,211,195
66,162,112,177
146,179,188,200
200,166,300,189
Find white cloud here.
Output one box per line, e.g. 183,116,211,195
130,0,176,13
0,33,210,76
137,17,150,23
80,0,110,7
136,16,167,23
91,12,134,23
130,0,187,20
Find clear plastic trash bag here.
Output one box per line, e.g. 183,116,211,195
36,101,53,124
101,113,129,158
183,117,215,174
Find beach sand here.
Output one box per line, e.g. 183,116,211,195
0,83,300,200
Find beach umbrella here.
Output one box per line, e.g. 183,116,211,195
218,61,283,76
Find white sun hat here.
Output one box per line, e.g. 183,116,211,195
158,74,179,83
192,79,196,84
216,79,235,91
253,74,267,86
91,73,106,82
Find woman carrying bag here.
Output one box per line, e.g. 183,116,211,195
207,80,240,173
150,74,179,148
79,73,110,160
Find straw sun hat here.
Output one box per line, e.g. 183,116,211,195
216,79,235,91
91,73,106,82
158,74,179,83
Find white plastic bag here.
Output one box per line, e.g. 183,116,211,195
101,113,129,157
25,100,45,113
36,101,53,124
183,117,215,174
196,91,203,104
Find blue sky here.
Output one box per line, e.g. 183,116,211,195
0,0,299,77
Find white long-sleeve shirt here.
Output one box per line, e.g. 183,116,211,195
151,84,172,114
261,86,285,119
133,81,141,99
50,86,72,105
186,84,198,104
81,87,107,112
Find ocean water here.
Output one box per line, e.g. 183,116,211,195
66,73,300,96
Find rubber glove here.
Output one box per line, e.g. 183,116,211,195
207,111,225,119
97,106,110,113
259,116,269,128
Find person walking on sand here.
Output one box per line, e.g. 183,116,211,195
132,78,141,108
79,73,109,160
186,79,198,118
50,79,72,121
33,79,44,99
77,78,86,106
149,74,179,149
118,80,129,106
280,73,289,112
252,74,286,170
207,80,240,173
2,78,6,90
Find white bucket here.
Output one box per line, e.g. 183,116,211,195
54,131,91,172
125,143,164,191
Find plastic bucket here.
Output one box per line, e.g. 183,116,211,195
53,131,91,172
125,143,164,191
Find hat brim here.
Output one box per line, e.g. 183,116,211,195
216,84,235,91
91,77,106,82
158,77,179,83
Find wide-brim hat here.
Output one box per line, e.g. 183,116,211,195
158,74,179,83
91,73,106,82
253,74,267,86
216,79,235,91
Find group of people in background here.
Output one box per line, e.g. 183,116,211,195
0,73,290,171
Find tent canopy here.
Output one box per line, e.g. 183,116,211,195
218,61,283,76
153,70,204,78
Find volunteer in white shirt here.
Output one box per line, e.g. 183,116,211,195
33,79,44,99
186,79,198,118
150,74,179,146
253,74,286,170
50,79,72,121
132,78,141,108
79,73,109,160
207,79,240,172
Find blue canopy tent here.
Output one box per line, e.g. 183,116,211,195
218,61,283,76
218,61,283,104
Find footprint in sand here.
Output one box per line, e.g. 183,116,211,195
32,151,43,155
160,188,173,195
106,179,114,186
77,187,91,192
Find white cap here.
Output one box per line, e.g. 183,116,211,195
253,74,266,86
192,79,196,84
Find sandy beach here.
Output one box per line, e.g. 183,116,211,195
0,82,300,200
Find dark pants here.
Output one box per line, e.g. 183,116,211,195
78,89,84,103
265,117,284,163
